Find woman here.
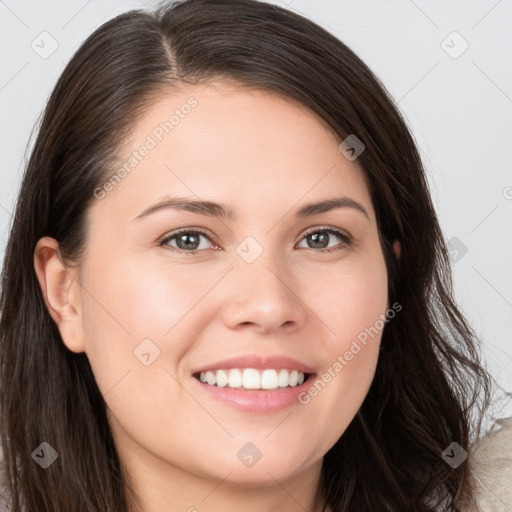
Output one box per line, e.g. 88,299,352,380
0,0,508,510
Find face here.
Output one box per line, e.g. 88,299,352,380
43,82,390,494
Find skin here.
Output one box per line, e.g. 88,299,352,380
34,81,400,512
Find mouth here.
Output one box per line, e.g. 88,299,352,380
189,354,317,412
191,368,317,413
192,368,316,390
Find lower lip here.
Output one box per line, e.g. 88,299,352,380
191,374,317,413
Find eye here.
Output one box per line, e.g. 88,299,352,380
159,226,352,256
159,228,219,256
297,226,352,253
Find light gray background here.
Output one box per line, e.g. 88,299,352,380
1,0,511,418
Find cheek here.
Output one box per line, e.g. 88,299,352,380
301,248,389,345
78,250,226,394
77,255,171,390
116,256,228,334
295,249,388,442
78,259,193,436
82,251,208,343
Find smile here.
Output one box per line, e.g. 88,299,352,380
193,368,308,389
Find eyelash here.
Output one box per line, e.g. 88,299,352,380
158,226,352,257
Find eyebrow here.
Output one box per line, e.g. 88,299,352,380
133,195,370,222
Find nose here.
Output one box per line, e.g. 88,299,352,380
220,255,307,334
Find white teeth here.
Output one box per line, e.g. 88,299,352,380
205,371,216,386
261,369,278,389
197,368,307,390
278,369,289,387
243,368,260,389
228,369,243,388
216,369,229,388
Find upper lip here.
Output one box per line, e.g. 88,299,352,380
191,354,316,375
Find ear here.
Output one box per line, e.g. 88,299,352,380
392,239,401,260
33,236,86,353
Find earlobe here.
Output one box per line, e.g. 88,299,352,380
33,236,86,353
392,239,401,260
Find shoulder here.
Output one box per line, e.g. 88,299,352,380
461,416,512,512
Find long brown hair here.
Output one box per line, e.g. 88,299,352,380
0,0,493,510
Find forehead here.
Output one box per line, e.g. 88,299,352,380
129,80,341,152
90,81,374,224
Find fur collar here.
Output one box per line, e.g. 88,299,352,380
460,416,512,511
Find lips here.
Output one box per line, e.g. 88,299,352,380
191,369,317,413
190,353,316,375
